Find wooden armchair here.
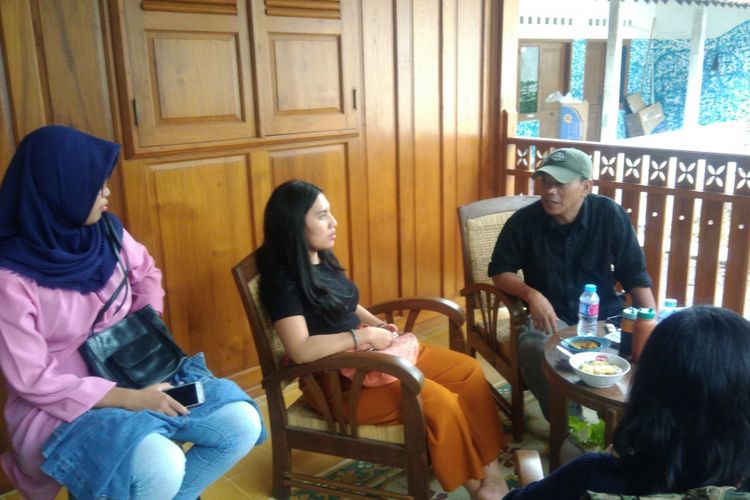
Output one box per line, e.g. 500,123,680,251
457,195,539,441
232,249,466,500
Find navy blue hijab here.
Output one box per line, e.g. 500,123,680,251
0,125,124,293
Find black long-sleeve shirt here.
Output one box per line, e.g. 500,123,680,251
488,194,652,325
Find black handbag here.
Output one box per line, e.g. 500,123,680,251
80,214,187,389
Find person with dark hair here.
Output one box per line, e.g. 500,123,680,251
489,147,656,420
0,125,266,499
258,180,509,499
503,305,750,499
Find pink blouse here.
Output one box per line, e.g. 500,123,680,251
0,229,164,499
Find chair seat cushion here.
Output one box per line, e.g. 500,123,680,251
287,399,405,444
495,306,512,343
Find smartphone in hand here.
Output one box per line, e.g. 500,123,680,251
164,381,205,408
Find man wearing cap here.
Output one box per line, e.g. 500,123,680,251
488,147,655,420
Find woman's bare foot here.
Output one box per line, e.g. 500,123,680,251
476,460,509,499
464,478,481,499
476,477,509,500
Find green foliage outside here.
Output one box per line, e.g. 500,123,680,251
568,415,605,451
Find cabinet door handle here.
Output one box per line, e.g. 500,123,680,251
352,88,357,110
132,99,140,126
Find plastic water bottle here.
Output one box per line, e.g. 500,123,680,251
657,298,678,323
577,284,600,336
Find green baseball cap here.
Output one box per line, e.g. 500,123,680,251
532,148,592,183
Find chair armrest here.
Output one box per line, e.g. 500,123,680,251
268,351,426,438
460,282,527,323
513,449,544,486
368,296,465,327
368,296,466,353
271,351,425,396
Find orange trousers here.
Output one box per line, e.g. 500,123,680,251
305,344,506,491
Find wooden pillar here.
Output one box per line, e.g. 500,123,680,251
600,0,623,143
684,6,707,129
497,0,519,195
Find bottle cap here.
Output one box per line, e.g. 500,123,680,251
664,298,678,308
622,307,638,320
584,283,597,293
637,307,656,320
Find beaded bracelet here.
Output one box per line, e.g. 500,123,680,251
349,328,359,351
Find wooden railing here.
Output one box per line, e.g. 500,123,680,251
499,125,750,316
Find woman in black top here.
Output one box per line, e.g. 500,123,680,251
258,180,509,498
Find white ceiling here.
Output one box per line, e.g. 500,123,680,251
518,0,750,40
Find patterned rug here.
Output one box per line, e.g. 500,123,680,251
290,384,555,499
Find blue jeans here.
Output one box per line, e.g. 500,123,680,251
518,318,571,420
43,355,267,498
130,401,262,499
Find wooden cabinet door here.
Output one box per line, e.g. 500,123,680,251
115,0,256,153
251,0,359,135
518,41,569,138
122,153,261,388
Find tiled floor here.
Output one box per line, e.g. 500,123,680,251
1,314,474,500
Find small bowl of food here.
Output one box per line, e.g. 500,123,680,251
569,352,630,388
561,336,610,352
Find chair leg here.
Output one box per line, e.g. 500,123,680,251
271,440,292,499
406,456,432,500
510,379,525,442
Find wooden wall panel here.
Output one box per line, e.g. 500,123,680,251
345,137,371,302
395,0,417,299
0,36,15,178
359,0,489,300
497,0,520,196
442,0,459,298
37,0,115,139
0,0,125,218
361,0,399,304
440,0,486,296
412,0,442,297
0,0,48,138
454,0,486,293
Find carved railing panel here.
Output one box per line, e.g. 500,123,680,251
500,120,750,315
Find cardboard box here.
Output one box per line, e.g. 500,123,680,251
625,92,646,113
625,102,665,137
558,102,588,140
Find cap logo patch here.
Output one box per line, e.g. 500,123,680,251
549,151,567,163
